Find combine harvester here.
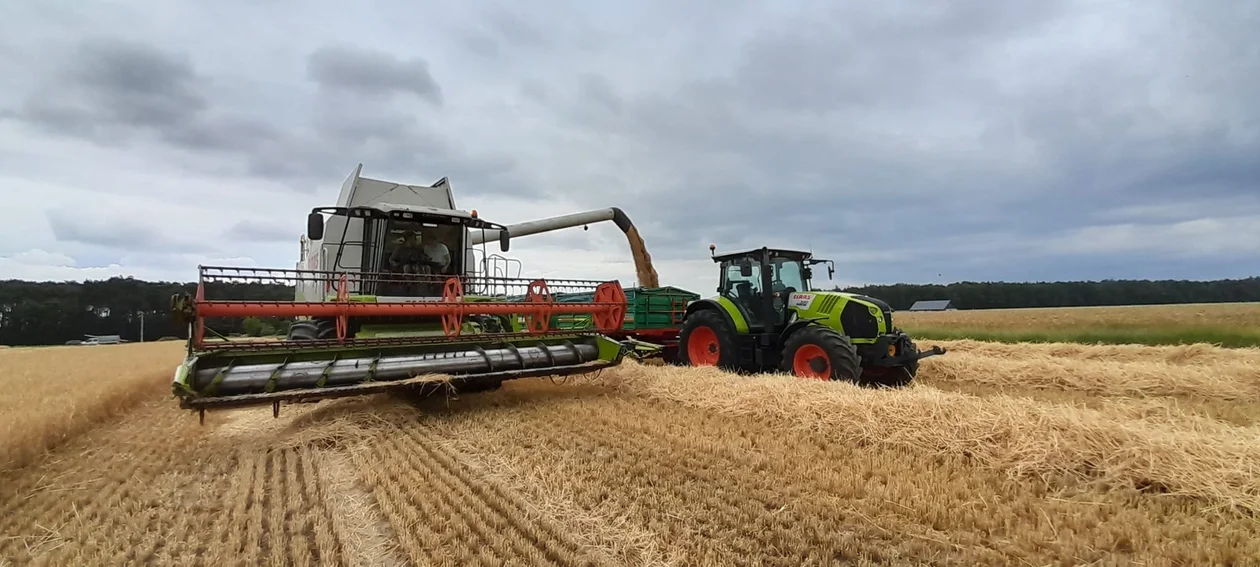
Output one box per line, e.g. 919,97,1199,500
170,164,679,420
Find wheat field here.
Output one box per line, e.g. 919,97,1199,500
899,302,1260,347
2,329,1260,565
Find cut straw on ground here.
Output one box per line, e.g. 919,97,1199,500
602,360,1260,517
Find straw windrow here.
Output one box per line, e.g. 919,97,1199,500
603,361,1260,516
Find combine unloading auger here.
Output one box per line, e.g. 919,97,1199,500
170,266,629,418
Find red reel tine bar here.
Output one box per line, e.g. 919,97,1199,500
185,266,628,348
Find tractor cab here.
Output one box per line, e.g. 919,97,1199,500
710,246,835,332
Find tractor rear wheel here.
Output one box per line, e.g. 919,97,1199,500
677,309,741,371
779,325,862,382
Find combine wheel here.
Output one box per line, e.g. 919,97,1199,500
315,318,339,339
677,310,740,371
286,320,320,341
285,319,338,341
779,325,861,382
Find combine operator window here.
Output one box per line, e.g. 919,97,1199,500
382,218,462,297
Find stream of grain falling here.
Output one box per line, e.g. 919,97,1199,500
625,225,660,288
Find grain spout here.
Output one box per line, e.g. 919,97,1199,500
625,225,659,288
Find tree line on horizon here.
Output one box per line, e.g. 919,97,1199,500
1,275,1259,346
839,277,1260,311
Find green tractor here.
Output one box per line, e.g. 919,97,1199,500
676,246,945,386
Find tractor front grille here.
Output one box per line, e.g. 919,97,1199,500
839,301,880,338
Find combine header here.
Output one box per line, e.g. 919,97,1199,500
171,268,629,417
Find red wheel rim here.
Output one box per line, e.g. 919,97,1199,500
792,344,831,379
687,326,721,365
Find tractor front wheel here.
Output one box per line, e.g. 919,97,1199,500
779,326,862,382
677,309,741,371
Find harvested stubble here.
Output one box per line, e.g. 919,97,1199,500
602,361,1260,517
412,373,1260,565
919,339,1260,401
0,341,185,472
898,302,1260,347
933,337,1260,366
5,340,1260,566
899,302,1260,332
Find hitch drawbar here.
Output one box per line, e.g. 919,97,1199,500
912,345,947,361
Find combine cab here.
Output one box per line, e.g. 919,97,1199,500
169,165,647,418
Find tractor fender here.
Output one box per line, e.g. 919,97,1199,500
683,299,740,334
779,318,827,348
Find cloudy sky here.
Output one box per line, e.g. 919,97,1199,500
0,1,1257,294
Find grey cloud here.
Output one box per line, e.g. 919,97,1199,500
13,38,207,141
307,45,443,106
521,0,1260,283
4,0,1258,286
224,220,296,243
485,9,547,48
47,211,214,254
460,5,549,58
4,36,527,199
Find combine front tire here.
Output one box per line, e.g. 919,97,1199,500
780,326,862,382
286,321,320,341
678,309,741,371
286,318,339,341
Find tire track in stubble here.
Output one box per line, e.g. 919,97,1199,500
453,397,895,565
357,419,595,566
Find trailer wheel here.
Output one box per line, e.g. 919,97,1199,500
779,325,861,382
678,309,740,371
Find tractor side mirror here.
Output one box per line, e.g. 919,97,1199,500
828,264,835,279
739,262,753,277
307,212,324,241
499,230,510,252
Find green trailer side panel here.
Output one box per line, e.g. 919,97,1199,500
625,286,698,330
550,286,700,331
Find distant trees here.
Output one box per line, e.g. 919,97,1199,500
839,278,1260,311
0,277,293,346
4,275,1260,346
